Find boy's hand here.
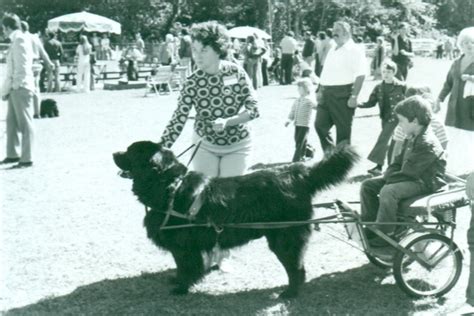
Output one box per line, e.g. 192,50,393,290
347,95,358,108
284,121,290,127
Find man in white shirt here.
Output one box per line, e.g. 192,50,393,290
279,31,298,85
21,21,54,118
315,21,366,152
1,13,35,168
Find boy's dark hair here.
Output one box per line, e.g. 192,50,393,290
405,85,431,98
394,95,432,126
2,13,21,30
405,84,436,107
191,21,230,59
382,59,397,73
317,31,327,40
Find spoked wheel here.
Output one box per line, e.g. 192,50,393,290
393,233,462,298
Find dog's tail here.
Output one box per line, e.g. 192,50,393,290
307,144,360,194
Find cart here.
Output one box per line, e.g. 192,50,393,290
312,173,470,298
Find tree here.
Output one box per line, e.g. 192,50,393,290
436,0,474,35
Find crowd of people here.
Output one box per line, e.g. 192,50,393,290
2,11,474,313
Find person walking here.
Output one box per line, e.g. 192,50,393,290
285,78,316,162
280,31,298,85
43,31,63,92
1,13,35,168
390,22,414,80
75,35,92,93
20,21,54,119
314,21,366,152
358,60,406,175
434,26,474,176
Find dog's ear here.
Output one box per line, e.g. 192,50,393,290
150,147,188,177
150,148,177,172
113,151,131,171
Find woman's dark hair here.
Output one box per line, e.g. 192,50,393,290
2,13,21,30
394,95,432,126
191,21,230,59
318,31,327,40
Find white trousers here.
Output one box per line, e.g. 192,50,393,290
76,62,91,92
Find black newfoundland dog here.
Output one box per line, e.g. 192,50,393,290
113,141,359,298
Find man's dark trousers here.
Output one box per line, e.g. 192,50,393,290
281,53,294,85
315,84,354,152
292,126,309,162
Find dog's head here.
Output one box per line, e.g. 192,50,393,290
113,141,185,179
114,141,188,210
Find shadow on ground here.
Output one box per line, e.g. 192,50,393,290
5,264,430,315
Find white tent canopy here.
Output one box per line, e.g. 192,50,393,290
47,11,121,34
228,26,271,40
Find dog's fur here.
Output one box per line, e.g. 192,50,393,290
40,98,59,118
113,141,359,297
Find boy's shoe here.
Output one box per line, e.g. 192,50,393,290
368,165,382,176
0,157,20,164
369,236,391,248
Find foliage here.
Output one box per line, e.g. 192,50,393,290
436,0,474,35
0,0,466,43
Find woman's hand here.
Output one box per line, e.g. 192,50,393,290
461,74,474,82
212,118,228,132
433,99,441,113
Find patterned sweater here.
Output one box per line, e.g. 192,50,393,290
288,96,316,127
160,61,259,148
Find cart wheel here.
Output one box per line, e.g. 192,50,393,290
366,251,393,269
393,233,462,298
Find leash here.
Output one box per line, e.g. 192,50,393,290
144,140,202,216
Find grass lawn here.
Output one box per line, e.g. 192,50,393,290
0,57,471,315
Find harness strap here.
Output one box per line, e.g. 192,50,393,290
185,140,202,168
188,182,206,219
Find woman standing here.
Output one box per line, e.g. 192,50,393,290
435,27,474,175
244,35,266,90
159,21,259,178
75,35,91,93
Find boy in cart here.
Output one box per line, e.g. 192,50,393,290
359,95,447,247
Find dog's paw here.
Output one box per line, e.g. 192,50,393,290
278,289,298,299
170,286,189,295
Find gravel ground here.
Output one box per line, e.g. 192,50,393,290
0,57,471,315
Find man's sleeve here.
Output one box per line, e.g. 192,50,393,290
352,45,367,78
11,36,29,90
